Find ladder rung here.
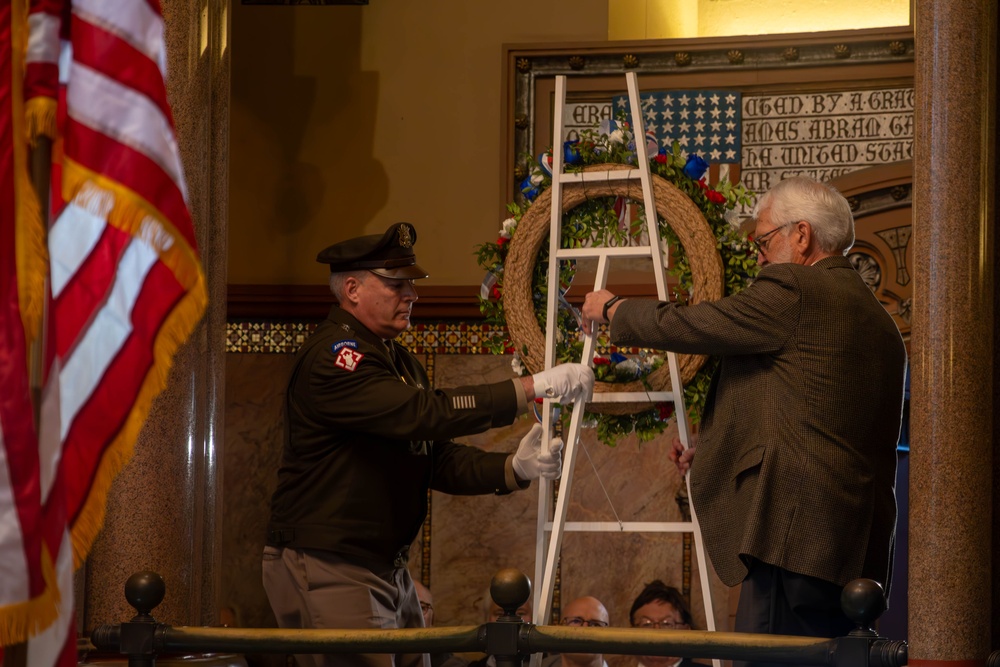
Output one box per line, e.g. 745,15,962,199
555,170,640,184
587,392,676,403
555,246,654,259
544,521,697,533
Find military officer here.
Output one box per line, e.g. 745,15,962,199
263,222,594,667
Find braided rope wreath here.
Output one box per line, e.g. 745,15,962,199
503,164,725,415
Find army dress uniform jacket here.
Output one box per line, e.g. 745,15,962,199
611,256,906,589
267,306,523,565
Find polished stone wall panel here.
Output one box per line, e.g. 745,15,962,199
223,353,294,630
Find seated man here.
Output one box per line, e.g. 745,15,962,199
629,581,697,667
413,580,469,667
541,596,610,667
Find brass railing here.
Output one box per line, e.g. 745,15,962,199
90,569,910,667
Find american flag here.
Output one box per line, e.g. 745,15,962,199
1,0,207,663
613,90,743,163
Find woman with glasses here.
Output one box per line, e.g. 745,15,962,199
628,581,698,667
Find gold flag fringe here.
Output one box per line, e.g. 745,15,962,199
24,97,57,144
0,546,61,647
14,163,48,344
11,0,48,350
58,166,208,568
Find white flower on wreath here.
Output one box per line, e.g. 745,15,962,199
511,352,525,375
725,209,742,230
599,118,630,145
499,217,517,239
615,358,642,379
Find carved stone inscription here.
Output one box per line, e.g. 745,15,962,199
740,88,914,193
561,101,612,144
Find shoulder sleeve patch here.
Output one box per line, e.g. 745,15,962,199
332,340,359,352
333,346,365,372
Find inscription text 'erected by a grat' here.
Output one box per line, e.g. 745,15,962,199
740,88,914,194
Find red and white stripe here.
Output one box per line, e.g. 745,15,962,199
4,0,203,656
45,0,205,558
1,0,204,660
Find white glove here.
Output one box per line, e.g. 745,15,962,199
512,423,565,481
532,364,595,403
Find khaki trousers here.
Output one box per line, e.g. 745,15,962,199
263,546,430,667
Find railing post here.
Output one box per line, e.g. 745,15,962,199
481,568,532,667
91,571,167,667
834,579,908,667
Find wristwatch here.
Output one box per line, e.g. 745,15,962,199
602,295,622,321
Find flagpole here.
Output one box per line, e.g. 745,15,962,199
28,135,50,408
15,134,52,667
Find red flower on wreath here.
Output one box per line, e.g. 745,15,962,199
497,237,509,246
706,190,726,204
656,402,675,420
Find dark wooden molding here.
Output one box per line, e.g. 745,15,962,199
227,283,663,321
227,284,485,320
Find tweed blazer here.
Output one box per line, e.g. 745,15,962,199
611,256,906,588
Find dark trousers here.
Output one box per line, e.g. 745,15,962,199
734,561,854,667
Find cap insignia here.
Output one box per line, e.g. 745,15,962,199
397,224,414,249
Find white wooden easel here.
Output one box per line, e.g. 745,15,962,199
531,72,719,667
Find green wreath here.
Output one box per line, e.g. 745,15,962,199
477,116,758,445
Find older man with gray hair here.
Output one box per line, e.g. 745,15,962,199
583,176,906,653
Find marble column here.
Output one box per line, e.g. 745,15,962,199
911,0,995,664
79,0,230,630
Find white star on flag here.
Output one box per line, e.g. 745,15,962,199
612,89,743,164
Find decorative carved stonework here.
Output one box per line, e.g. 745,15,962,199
516,58,531,73
726,50,744,65
849,252,883,291
674,52,691,66
889,40,907,56
834,43,852,59
623,54,639,69
835,171,914,335
783,47,800,61
514,115,529,130
513,164,527,181
569,56,585,70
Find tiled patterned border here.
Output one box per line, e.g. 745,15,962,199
226,321,507,354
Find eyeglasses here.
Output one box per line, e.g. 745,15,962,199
748,222,793,255
633,618,689,630
562,617,609,628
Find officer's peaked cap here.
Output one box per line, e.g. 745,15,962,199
316,223,428,280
